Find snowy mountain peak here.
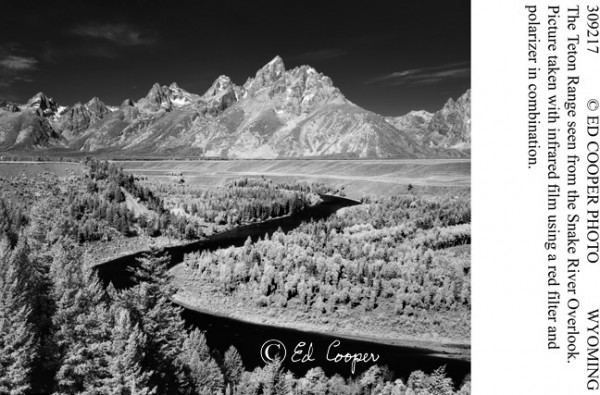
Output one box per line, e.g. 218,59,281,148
137,83,172,112
242,56,286,94
200,76,238,115
26,92,58,116
440,90,470,114
53,97,109,141
167,83,200,108
168,82,186,95
85,97,108,114
1,57,470,159
262,55,285,79
27,92,48,103
215,75,233,90
428,89,471,146
86,96,101,104
267,55,284,67
457,89,471,107
385,89,470,151
203,75,234,96
121,98,135,107
407,110,433,119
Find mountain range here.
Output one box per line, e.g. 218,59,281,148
0,56,470,159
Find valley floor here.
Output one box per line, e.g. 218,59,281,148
0,159,471,358
0,158,471,395
117,159,470,200
100,159,471,358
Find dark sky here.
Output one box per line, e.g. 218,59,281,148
0,0,470,116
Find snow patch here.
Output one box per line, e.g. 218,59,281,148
171,97,190,107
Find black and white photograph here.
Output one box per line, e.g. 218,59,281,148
0,1,471,394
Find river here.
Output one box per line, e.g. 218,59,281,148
95,195,470,385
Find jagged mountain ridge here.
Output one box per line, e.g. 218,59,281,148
386,90,471,151
0,57,470,158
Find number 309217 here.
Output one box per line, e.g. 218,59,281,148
588,5,600,53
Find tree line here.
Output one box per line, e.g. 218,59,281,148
141,177,336,229
183,193,471,340
0,233,470,394
0,160,330,248
0,162,471,393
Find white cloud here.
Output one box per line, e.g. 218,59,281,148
368,62,470,87
0,55,38,71
71,23,157,46
0,55,38,88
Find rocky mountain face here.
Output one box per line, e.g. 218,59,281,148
54,97,109,141
0,110,64,150
25,92,59,117
386,90,471,151
0,100,20,112
0,57,470,158
0,92,65,150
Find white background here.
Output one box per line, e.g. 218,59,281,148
473,1,600,393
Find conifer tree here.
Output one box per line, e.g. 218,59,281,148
0,236,42,394
297,366,327,395
223,345,244,393
52,249,113,394
9,238,55,393
251,358,289,395
427,366,454,395
180,329,224,395
0,304,35,395
0,246,36,394
116,253,189,394
101,308,155,395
